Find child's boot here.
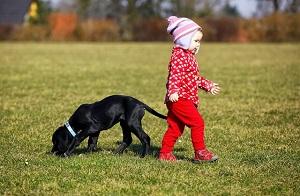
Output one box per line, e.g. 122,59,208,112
192,149,218,163
158,152,177,161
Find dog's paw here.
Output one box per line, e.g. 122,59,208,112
87,146,98,152
113,149,124,155
113,142,128,155
62,152,70,158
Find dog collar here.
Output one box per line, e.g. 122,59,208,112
64,121,77,137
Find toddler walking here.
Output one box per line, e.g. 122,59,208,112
159,16,220,163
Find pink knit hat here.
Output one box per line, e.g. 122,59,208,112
167,16,202,49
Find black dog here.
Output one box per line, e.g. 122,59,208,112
51,95,166,157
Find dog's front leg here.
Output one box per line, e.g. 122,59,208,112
63,138,77,157
64,132,87,157
87,132,100,152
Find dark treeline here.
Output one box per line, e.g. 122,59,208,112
1,0,300,42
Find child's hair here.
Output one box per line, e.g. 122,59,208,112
167,16,202,49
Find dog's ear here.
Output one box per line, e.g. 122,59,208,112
52,126,66,155
51,129,59,155
51,146,58,155
52,126,60,145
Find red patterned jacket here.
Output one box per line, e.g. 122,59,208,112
165,47,214,105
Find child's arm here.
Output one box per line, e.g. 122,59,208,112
198,76,221,95
169,93,179,102
210,82,221,95
167,54,187,102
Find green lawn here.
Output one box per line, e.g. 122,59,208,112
0,42,299,195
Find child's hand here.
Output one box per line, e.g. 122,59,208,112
210,83,221,95
169,93,179,102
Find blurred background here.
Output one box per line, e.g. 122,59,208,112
0,0,299,42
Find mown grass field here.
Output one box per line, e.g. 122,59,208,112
0,42,299,195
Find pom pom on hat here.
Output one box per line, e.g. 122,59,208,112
167,16,202,49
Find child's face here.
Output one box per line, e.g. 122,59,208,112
189,31,203,54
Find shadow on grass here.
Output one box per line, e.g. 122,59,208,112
48,141,190,161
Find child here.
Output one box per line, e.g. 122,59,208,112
159,16,220,163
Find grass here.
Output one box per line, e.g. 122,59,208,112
0,42,299,195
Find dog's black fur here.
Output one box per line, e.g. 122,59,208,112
51,95,166,157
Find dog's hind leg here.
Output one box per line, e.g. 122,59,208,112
87,132,100,152
130,121,151,158
114,120,132,154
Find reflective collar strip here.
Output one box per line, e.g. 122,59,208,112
64,121,76,137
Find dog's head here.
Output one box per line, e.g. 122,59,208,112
51,126,73,156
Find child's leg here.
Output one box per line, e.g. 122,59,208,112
168,99,206,151
160,108,185,153
189,112,206,151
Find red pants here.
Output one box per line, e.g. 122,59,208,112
160,99,206,153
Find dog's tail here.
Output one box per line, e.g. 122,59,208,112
143,104,167,120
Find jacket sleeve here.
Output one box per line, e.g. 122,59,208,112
167,54,187,95
198,76,214,92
